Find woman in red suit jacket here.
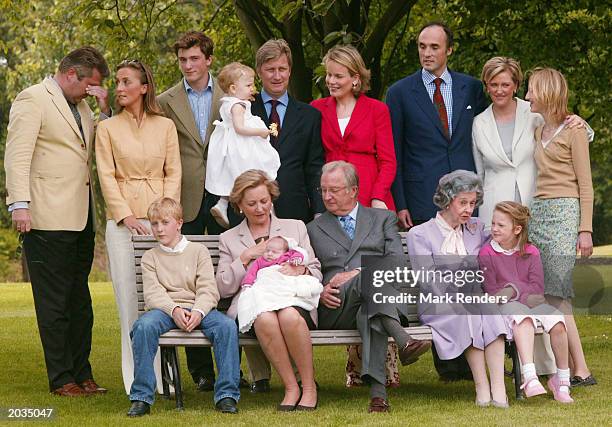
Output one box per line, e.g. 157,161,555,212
311,45,400,388
311,45,397,210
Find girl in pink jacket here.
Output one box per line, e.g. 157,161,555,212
479,201,573,403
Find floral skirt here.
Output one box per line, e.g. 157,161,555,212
528,197,579,299
345,344,400,387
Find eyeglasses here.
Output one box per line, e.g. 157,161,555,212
317,186,348,196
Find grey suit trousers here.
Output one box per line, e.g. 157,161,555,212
318,275,405,385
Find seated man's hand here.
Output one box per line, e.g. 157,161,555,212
328,270,360,288
185,310,203,332
321,270,360,309
320,282,342,309
172,306,189,331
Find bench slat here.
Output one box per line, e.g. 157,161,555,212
158,327,433,347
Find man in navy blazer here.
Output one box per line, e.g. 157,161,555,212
387,22,487,228
386,22,487,382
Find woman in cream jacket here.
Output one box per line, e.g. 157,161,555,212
96,60,181,394
472,57,591,229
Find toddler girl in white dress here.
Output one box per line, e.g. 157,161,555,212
206,62,281,227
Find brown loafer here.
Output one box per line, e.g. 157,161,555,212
399,340,432,366
80,379,108,394
367,397,390,413
52,382,89,397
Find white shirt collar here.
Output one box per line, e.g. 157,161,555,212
159,235,189,253
421,68,452,86
339,203,359,221
490,239,519,255
261,89,289,106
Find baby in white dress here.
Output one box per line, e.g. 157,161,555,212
237,236,323,333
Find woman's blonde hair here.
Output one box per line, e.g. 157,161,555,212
228,170,280,213
323,45,371,95
481,56,523,91
527,67,570,123
217,62,255,94
493,201,531,256
147,197,183,222
115,60,164,116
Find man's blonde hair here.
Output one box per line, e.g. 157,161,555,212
147,198,183,222
256,39,293,70
528,67,570,123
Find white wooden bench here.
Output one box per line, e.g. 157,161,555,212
133,233,528,409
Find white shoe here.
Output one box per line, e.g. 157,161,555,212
210,203,230,229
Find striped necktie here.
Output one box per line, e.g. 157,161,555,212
433,78,449,140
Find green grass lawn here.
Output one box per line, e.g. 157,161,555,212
0,281,610,426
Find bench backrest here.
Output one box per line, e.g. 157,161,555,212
133,232,420,324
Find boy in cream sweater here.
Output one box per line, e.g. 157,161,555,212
127,198,240,417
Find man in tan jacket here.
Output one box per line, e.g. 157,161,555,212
4,47,110,396
157,31,227,392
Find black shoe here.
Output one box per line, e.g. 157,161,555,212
215,397,238,414
196,376,215,392
250,379,270,393
239,377,250,389
127,401,150,417
570,374,597,387
296,398,318,411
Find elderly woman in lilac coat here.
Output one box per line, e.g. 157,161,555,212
407,170,509,407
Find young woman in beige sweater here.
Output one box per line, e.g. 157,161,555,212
525,67,596,389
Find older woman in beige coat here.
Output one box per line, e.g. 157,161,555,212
96,59,181,394
217,170,322,411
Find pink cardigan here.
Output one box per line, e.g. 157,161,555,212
478,242,544,305
241,249,304,286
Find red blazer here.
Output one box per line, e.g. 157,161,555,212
311,94,397,210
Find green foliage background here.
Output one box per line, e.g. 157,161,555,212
1,0,610,243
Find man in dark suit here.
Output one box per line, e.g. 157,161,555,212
386,22,487,381
387,21,487,228
158,31,225,393
251,39,325,224
307,161,430,413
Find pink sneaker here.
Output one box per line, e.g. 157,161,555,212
547,375,574,404
521,377,547,398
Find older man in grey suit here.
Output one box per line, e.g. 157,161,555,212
307,161,431,413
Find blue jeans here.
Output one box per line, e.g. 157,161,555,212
129,308,240,405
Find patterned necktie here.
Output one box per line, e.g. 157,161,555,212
339,215,355,240
68,101,85,142
433,78,449,140
269,99,281,146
